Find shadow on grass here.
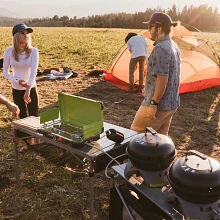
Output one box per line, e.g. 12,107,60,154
170,86,220,158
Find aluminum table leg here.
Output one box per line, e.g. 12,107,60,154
13,128,20,187
88,160,94,220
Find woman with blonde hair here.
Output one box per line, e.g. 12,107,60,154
3,23,40,147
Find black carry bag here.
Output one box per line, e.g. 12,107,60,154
109,183,172,220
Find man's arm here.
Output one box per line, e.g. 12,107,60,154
152,75,168,103
0,94,20,118
146,75,168,120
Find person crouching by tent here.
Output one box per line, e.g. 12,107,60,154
130,12,181,136
125,32,148,92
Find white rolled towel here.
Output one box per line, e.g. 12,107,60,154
50,70,64,76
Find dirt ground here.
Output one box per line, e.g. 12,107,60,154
0,72,219,219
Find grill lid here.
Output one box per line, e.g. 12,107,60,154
168,150,220,204
126,127,176,171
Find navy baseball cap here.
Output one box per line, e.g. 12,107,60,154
12,23,33,36
144,12,175,27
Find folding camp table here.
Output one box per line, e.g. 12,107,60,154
12,116,138,220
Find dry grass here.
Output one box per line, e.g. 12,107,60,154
0,27,219,220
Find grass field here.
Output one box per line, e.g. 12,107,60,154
0,27,219,219
0,27,131,70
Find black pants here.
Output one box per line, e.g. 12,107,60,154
12,87,39,119
12,87,39,138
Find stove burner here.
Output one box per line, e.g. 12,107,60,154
38,119,100,144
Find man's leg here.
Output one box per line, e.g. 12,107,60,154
156,109,177,136
131,106,177,135
129,58,138,90
130,105,155,132
138,56,146,90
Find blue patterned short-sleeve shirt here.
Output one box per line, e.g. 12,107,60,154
142,35,181,111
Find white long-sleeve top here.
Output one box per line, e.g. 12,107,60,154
3,47,39,90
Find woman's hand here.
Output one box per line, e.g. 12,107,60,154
24,87,31,104
19,80,28,88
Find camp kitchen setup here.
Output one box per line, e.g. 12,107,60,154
11,93,138,220
11,93,220,220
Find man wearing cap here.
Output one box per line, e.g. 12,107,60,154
3,23,40,146
131,12,181,136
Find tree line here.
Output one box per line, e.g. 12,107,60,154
1,4,220,32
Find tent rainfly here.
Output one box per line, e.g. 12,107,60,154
105,24,220,94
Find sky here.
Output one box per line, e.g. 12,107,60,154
0,0,220,18
11,0,220,10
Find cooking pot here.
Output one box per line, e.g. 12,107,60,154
168,150,220,204
126,127,176,171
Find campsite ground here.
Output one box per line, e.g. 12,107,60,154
0,28,219,219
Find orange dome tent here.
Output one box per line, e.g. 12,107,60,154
104,24,220,94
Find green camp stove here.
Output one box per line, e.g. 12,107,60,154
38,93,104,144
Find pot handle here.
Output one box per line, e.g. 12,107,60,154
185,150,213,172
145,127,159,146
